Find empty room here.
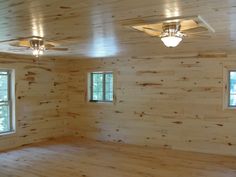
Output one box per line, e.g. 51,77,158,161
0,0,235,176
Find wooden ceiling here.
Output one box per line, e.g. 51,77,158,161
0,0,235,58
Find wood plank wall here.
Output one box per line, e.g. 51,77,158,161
68,54,236,156
1,53,235,156
0,55,69,151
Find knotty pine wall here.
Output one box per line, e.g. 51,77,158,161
68,54,236,156
1,53,236,156
0,55,69,151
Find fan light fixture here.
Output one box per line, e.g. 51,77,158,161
160,22,184,48
30,37,45,57
161,36,182,47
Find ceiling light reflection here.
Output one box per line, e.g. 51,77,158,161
88,6,118,58
164,1,181,18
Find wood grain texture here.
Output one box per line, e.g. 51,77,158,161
0,1,235,57
0,137,235,177
1,52,236,157
0,55,69,151
68,54,236,156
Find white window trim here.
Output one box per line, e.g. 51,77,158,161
0,69,15,135
223,64,236,109
86,70,116,104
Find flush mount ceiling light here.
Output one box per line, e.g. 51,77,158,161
29,37,45,57
160,22,185,47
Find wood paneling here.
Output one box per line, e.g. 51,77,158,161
0,137,235,177
0,1,235,57
68,54,236,156
1,52,236,157
0,55,69,151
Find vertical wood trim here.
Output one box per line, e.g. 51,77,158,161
223,65,229,110
85,72,91,102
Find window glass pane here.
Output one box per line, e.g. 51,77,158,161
105,73,113,101
92,73,104,101
93,92,103,100
0,74,8,101
0,70,12,134
105,92,113,101
96,92,103,100
0,104,10,133
229,71,236,106
230,94,236,107
93,73,103,92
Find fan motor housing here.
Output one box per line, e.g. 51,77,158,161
162,22,181,33
30,38,44,49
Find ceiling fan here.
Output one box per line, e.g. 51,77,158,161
0,36,69,57
126,15,215,47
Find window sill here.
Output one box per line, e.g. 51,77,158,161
0,131,16,137
88,100,114,105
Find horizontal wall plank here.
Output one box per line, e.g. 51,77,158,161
68,55,236,156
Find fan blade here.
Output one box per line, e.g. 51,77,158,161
46,36,80,44
0,38,26,43
142,27,162,36
19,40,30,47
180,20,199,31
0,36,38,43
143,27,162,32
10,40,30,47
45,47,68,51
10,42,23,47
143,29,161,36
44,43,55,48
182,26,208,34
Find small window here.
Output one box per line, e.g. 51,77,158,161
229,70,236,107
0,70,14,134
89,72,113,102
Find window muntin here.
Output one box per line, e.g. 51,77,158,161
90,72,113,102
0,70,13,134
229,70,236,107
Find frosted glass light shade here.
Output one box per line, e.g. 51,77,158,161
161,36,182,47
32,49,44,57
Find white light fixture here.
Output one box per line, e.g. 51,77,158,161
161,36,182,47
160,22,184,48
32,48,44,57
30,37,45,57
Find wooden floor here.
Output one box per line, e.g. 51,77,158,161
0,138,235,177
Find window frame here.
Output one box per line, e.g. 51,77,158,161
226,70,236,108
223,64,236,109
88,71,114,103
0,69,15,135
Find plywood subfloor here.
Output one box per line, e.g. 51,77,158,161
0,137,235,177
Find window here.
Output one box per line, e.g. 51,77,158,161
229,71,236,107
0,70,14,134
89,72,113,102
